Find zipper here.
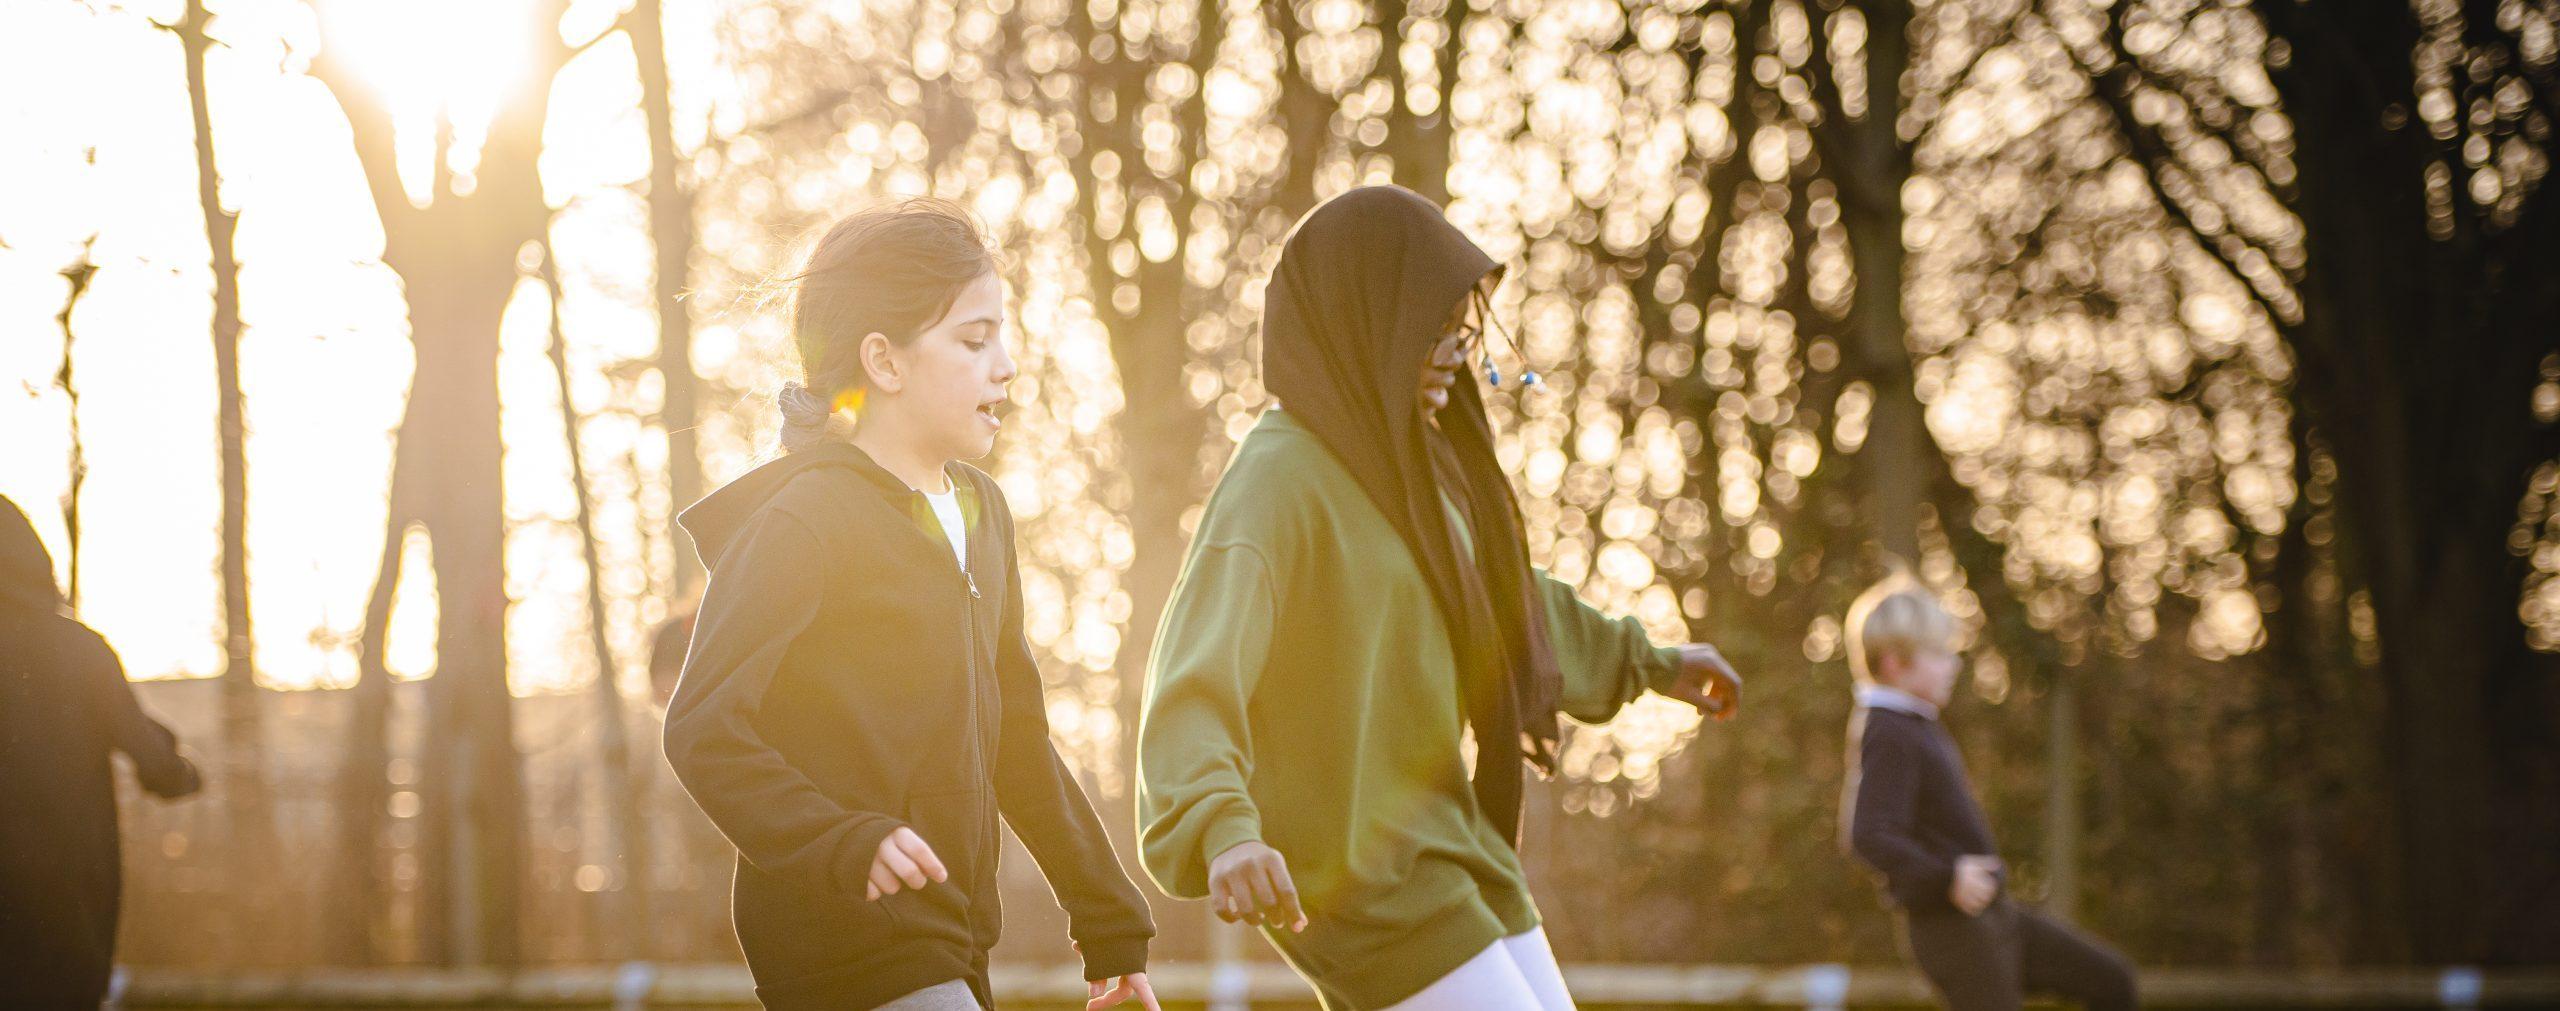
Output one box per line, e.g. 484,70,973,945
926,474,994,926
958,560,991,922
962,568,985,796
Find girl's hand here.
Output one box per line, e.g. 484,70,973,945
1207,840,1307,931
863,826,948,900
1666,643,1743,721
1086,971,1160,1011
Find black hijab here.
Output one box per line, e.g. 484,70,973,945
1260,185,1563,845
0,495,64,615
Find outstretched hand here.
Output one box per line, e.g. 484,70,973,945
1665,643,1743,721
1207,839,1307,932
1086,971,1161,1011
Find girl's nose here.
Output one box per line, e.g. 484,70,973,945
993,343,1018,384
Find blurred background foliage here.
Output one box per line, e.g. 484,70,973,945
2,0,2555,975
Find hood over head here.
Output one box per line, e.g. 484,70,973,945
1259,185,1562,844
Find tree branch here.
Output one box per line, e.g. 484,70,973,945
303,17,414,236
2042,10,2300,328
1910,0,2037,149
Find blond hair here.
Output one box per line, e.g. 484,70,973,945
1843,573,1956,685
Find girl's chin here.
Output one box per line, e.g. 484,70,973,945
953,430,1000,460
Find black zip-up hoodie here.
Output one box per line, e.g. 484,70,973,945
666,443,1152,1009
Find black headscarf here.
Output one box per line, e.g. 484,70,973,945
0,495,65,615
1260,185,1562,845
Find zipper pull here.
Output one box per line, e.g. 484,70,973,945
964,571,981,600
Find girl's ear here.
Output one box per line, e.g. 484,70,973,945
857,332,903,394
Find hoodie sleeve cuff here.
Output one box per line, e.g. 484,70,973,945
1079,934,1151,982
1201,809,1265,872
1641,643,1687,696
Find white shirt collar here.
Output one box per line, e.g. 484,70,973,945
1857,684,1941,721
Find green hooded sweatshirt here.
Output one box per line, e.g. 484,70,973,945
1136,408,1684,1010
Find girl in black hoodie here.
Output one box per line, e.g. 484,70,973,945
664,199,1157,1011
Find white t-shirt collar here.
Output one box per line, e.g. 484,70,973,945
1857,684,1941,721
922,486,969,573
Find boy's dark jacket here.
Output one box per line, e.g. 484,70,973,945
1842,705,2006,915
666,443,1152,1009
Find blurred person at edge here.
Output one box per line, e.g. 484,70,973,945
0,493,202,1009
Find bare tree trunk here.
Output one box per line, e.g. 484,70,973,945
1274,1,1338,218
1379,0,1456,203
541,239,651,960
178,0,280,956
2042,675,2080,922
55,249,95,609
406,228,526,967
2238,1,2560,960
1067,0,1188,765
2051,0,2560,957
2248,473,2323,965
1816,0,1922,565
328,428,416,964
1122,0,1224,793
1060,0,1233,959
311,0,573,964
630,0,704,596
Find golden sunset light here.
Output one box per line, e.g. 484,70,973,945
3,0,2556,1006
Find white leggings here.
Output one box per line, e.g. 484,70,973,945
1383,927,1575,1011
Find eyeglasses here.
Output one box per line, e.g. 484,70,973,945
1439,322,1485,359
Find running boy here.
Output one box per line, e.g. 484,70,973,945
1840,575,2136,1011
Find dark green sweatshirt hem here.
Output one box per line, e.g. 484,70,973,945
1140,410,1677,1008
1273,897,1533,1010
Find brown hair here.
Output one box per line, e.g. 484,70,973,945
775,197,997,448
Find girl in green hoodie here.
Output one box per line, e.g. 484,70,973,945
666,198,1157,1011
1136,186,1746,1010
